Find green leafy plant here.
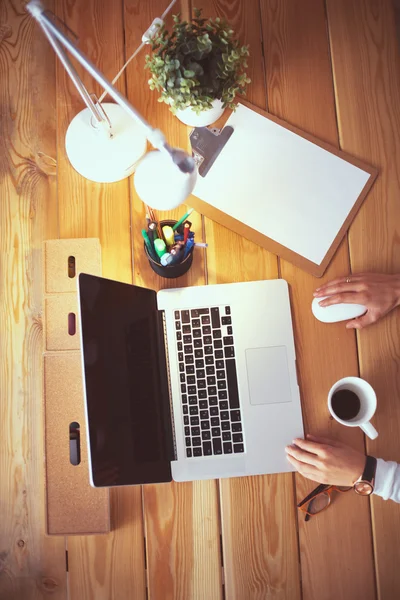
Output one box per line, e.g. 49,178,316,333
145,8,251,115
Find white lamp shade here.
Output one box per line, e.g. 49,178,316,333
133,150,197,210
65,103,147,183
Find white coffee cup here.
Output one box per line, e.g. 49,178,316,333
328,377,378,440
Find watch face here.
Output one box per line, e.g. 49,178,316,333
355,481,373,496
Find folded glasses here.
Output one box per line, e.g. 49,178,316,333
297,483,353,521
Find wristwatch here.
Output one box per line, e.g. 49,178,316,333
354,455,377,496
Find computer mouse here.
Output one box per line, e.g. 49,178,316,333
311,296,367,323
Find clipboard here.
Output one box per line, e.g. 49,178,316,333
189,100,378,277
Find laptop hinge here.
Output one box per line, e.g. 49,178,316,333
161,310,177,461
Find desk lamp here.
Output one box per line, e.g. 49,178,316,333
27,0,197,210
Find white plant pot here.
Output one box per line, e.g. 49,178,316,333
174,98,225,127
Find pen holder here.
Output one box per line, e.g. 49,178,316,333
144,219,194,279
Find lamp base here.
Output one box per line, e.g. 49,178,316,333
65,103,147,183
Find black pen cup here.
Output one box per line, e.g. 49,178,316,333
144,220,194,279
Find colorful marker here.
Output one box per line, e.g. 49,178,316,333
172,208,194,231
170,246,184,264
149,222,158,239
162,225,175,248
183,222,190,244
161,252,174,266
154,238,167,258
174,232,195,241
183,237,195,259
142,229,157,262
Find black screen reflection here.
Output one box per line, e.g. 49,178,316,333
79,274,174,486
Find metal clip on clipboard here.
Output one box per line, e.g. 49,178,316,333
190,126,234,178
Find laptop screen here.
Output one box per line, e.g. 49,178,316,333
78,274,174,486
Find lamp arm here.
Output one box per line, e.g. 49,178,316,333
27,1,168,153
38,18,104,125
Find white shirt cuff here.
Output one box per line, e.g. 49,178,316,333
374,458,400,502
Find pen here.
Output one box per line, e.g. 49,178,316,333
149,222,158,239
183,222,190,244
170,246,184,264
146,205,156,222
183,237,195,259
155,219,163,240
194,242,208,248
146,205,162,237
172,207,194,231
142,229,158,262
174,232,195,241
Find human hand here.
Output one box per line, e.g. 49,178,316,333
313,272,400,329
285,434,366,486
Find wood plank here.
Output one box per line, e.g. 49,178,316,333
395,0,400,49
0,1,67,599
55,2,133,283
124,1,222,598
261,1,376,599
192,1,301,599
220,473,300,600
53,0,146,598
326,1,400,597
191,0,267,110
66,487,145,599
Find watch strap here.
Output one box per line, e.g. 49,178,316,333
362,455,377,483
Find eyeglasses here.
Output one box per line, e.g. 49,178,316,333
297,483,353,521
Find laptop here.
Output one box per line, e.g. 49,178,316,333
77,274,303,487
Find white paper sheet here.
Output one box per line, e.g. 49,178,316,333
194,104,371,265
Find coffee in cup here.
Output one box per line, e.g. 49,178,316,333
328,377,378,440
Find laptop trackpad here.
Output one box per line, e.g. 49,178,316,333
245,346,292,405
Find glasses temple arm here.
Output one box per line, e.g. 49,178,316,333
297,483,330,508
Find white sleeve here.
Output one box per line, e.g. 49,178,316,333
373,458,400,503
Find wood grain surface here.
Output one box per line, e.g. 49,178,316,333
0,1,67,599
261,1,376,599
53,0,146,598
125,2,222,599
1,0,399,598
327,1,400,598
193,2,301,599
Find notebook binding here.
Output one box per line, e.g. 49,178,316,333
162,311,177,460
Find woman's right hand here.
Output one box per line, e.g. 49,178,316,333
313,272,400,329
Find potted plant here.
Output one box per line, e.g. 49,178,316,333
145,8,251,127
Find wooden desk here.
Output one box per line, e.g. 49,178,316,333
1,1,399,599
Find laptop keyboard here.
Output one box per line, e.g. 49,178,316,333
174,306,245,458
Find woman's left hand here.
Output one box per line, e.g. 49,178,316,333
285,434,366,486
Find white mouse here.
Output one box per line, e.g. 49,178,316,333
311,296,367,323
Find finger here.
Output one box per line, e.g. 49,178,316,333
346,311,378,329
317,293,368,308
286,455,321,480
285,444,321,467
314,282,366,298
306,433,341,447
292,437,329,457
315,274,364,293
